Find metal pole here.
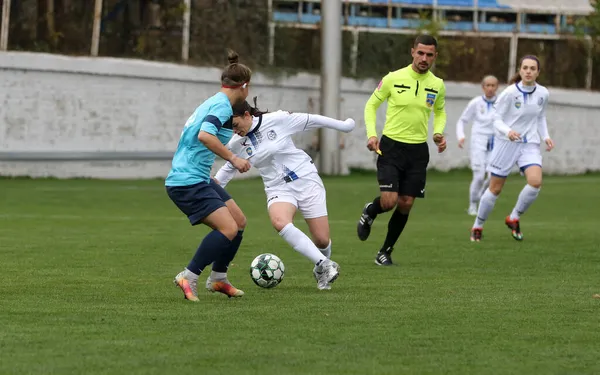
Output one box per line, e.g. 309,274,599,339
320,0,342,175
0,0,12,50
508,34,518,82
585,35,593,90
268,0,275,65
181,0,191,62
350,28,359,76
90,0,103,56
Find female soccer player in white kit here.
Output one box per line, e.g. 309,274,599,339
456,75,499,216
470,55,554,242
213,99,356,290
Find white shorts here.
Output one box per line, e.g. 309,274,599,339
470,133,495,171
487,138,542,177
265,172,328,219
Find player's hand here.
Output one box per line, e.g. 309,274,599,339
458,138,465,149
230,156,251,173
544,138,555,151
433,133,446,153
367,136,380,154
508,130,521,141
212,177,220,185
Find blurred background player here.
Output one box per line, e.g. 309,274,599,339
356,34,447,266
213,98,355,290
456,75,499,216
470,55,555,242
166,50,252,302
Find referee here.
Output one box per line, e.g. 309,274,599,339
357,34,447,266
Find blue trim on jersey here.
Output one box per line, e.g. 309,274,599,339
248,133,259,148
515,83,537,104
204,115,223,131
283,170,299,183
519,163,542,173
491,172,507,178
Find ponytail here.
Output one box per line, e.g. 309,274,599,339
509,72,522,84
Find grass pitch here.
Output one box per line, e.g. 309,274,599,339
1,171,599,375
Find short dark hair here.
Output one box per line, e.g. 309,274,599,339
413,34,438,49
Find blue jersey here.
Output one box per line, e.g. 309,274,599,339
165,92,234,186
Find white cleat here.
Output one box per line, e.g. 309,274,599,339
313,259,340,290
173,269,199,302
467,204,478,216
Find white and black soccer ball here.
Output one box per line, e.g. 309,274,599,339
249,253,285,288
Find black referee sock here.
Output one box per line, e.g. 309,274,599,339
381,209,409,252
366,197,385,218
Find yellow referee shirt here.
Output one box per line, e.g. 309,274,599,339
365,65,447,144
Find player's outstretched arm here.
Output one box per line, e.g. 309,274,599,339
305,114,355,133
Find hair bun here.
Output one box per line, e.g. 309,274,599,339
227,49,239,65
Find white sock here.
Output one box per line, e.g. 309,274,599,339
469,170,486,205
184,268,199,280
473,188,498,228
279,223,326,264
318,240,332,259
510,184,540,220
210,271,227,281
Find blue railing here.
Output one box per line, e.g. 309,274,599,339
273,0,581,34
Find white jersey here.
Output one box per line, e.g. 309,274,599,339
214,111,355,189
492,82,550,144
456,95,496,140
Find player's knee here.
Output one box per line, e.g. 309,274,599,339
488,184,503,196
313,237,330,249
472,168,486,182
219,221,239,240
271,216,292,233
397,196,414,214
528,179,542,189
236,214,247,230
380,195,397,211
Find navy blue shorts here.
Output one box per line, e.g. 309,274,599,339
166,179,232,225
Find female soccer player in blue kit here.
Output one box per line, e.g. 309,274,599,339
166,51,252,302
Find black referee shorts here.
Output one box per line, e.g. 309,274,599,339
376,135,430,198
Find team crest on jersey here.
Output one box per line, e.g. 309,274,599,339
426,93,436,107
267,130,277,140
246,147,253,156
538,97,544,106
514,101,522,109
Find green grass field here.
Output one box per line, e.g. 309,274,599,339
1,171,599,375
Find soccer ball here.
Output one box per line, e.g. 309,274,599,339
249,253,285,288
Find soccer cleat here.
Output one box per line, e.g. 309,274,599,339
374,248,393,266
313,259,340,290
467,203,478,216
357,203,375,241
505,216,523,241
206,277,244,298
174,269,199,302
470,227,483,242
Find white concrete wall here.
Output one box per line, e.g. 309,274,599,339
1,51,599,178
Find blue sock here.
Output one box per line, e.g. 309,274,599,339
212,230,244,273
187,230,232,275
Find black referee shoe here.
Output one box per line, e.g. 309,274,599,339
357,203,374,241
375,248,393,266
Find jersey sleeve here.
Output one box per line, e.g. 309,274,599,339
456,98,476,140
199,101,233,136
433,81,447,135
213,139,243,187
492,90,513,136
364,74,392,139
213,162,238,187
537,91,550,140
